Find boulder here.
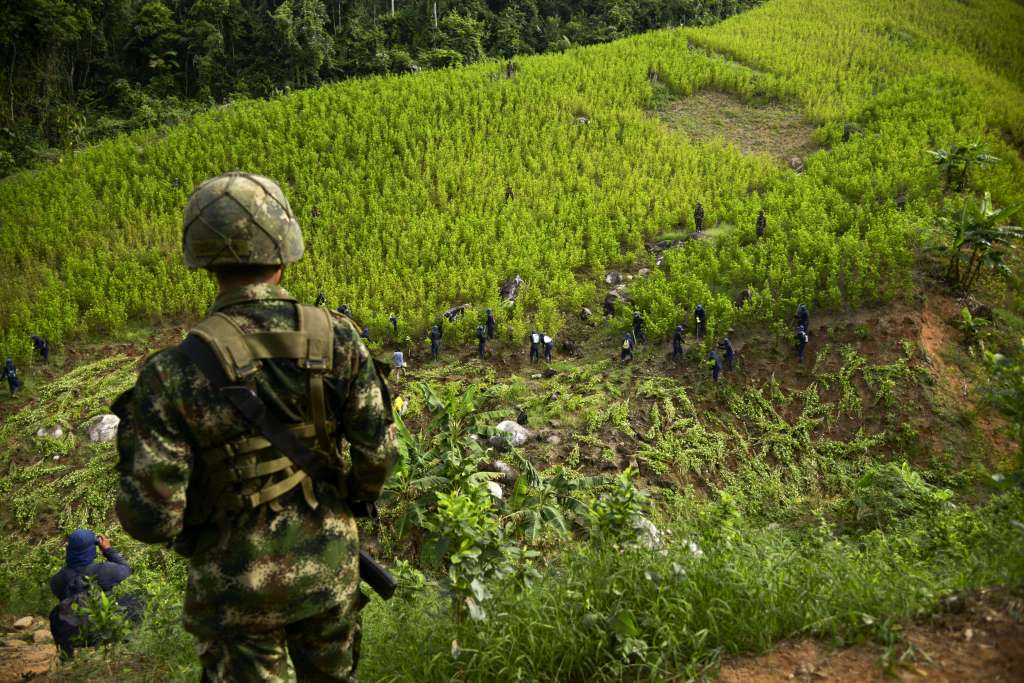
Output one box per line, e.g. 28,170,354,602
35,425,64,439
788,156,805,173
12,617,34,631
495,420,531,447
500,275,524,304
546,434,562,446
486,481,504,500
479,460,519,487
632,517,663,551
86,414,120,442
31,629,52,644
605,270,623,285
637,268,651,278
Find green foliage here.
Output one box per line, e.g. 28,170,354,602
936,191,1024,293
3,0,1024,358
984,338,1024,469
928,141,1001,192
839,461,954,532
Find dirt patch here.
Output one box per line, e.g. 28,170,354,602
718,588,1024,682
651,90,819,163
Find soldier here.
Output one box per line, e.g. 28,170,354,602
529,329,541,363
718,336,734,371
796,324,809,363
485,309,497,339
476,324,487,359
632,311,646,344
389,313,398,335
338,303,352,317
314,292,326,307
2,358,21,397
361,326,371,341
795,303,810,331
694,304,707,341
694,202,704,232
429,324,442,361
756,209,766,238
31,335,50,363
111,172,397,682
621,333,634,363
708,350,722,382
543,332,553,362
671,325,685,362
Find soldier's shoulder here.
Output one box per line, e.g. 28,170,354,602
325,308,361,339
138,343,192,380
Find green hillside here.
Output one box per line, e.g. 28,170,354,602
2,0,1023,358
1,1,1024,681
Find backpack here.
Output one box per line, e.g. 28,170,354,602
49,571,93,653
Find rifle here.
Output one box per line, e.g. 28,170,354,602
350,501,398,600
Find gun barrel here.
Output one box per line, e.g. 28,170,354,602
359,549,397,600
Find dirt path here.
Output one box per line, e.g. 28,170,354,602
718,589,1024,682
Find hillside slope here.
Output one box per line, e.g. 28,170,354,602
1,0,1023,358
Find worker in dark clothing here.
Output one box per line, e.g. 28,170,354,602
389,313,398,335
621,333,634,363
529,329,541,363
694,202,704,232
429,325,442,361
694,305,707,341
543,333,554,362
2,358,21,397
361,326,371,341
718,336,734,371
485,309,497,339
708,350,722,382
314,292,326,307
476,324,487,359
579,307,594,325
338,303,352,317
795,303,810,331
796,324,809,363
49,529,135,658
671,325,685,362
603,296,615,320
632,311,646,344
31,335,50,363
756,209,766,238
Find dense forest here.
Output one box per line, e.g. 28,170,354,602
0,0,759,174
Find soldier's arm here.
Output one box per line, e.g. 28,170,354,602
113,358,194,544
333,322,397,502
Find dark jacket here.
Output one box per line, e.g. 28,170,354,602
51,548,132,600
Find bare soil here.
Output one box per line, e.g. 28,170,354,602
718,589,1024,683
651,90,819,163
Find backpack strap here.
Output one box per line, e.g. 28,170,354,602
298,305,334,454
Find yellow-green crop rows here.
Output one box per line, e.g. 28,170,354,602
1,0,1023,356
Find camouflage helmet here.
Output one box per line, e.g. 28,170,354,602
182,172,304,270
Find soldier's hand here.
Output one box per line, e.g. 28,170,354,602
96,534,112,551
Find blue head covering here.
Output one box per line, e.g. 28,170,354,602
66,528,97,569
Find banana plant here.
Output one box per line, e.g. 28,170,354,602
936,192,1023,293
928,141,1001,192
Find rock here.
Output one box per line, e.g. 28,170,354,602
36,424,64,439
31,629,52,644
546,434,562,446
479,460,519,487
495,420,531,447
733,288,752,308
12,616,34,631
605,270,623,285
788,156,805,173
531,373,543,379
442,303,470,322
86,414,120,442
543,367,557,378
3,638,27,649
486,481,504,500
632,517,663,551
637,268,651,278
487,435,511,453
500,275,524,304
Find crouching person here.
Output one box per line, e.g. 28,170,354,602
49,529,140,659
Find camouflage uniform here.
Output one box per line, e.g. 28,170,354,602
113,172,397,682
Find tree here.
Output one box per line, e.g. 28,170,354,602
928,141,1000,192
937,192,1023,293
